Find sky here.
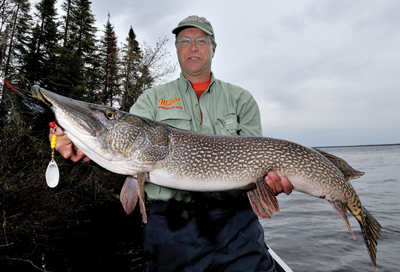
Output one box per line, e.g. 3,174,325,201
64,0,399,147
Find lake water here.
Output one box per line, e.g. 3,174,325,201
262,145,400,272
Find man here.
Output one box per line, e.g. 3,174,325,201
52,15,293,271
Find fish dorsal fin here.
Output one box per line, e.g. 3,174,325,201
247,178,279,218
314,148,364,181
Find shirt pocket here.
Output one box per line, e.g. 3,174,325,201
156,110,192,131
217,110,239,136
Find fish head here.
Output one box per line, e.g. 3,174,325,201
36,87,169,175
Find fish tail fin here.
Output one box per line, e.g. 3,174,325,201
247,179,279,218
354,205,382,271
328,199,356,239
330,197,382,270
120,175,148,223
345,194,382,271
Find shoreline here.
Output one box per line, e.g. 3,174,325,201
314,143,400,149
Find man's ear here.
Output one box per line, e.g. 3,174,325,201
212,43,217,58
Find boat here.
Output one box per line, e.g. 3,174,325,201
266,244,294,272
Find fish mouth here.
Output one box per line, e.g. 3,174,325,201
31,85,52,107
33,86,101,138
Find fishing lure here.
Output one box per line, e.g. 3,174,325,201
46,121,59,187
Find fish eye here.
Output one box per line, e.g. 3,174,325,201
105,110,116,119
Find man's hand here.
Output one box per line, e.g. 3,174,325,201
49,125,90,162
265,171,293,196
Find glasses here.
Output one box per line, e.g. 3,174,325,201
176,38,212,48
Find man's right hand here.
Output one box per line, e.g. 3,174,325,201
49,125,91,162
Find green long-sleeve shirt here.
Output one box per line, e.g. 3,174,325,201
130,72,262,202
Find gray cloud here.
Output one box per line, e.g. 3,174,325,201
66,0,400,146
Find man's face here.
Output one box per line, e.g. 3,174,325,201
176,28,217,82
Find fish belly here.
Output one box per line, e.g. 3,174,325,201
284,175,328,198
149,169,252,192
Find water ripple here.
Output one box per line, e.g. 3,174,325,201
263,145,400,272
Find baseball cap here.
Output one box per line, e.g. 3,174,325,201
172,15,215,39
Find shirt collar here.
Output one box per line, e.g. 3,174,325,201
179,72,216,93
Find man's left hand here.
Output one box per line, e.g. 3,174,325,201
265,171,293,195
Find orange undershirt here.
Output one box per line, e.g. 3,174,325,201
191,79,211,100
191,79,211,121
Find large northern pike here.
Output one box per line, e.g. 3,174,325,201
7,82,382,270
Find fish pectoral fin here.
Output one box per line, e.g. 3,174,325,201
247,178,280,218
137,172,149,223
328,199,356,239
247,190,274,218
120,176,139,215
256,178,280,212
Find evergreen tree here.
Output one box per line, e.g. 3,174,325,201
56,0,98,100
61,0,72,47
10,0,32,72
22,0,60,88
99,13,120,107
138,64,154,91
55,0,79,96
0,0,32,118
0,4,180,270
120,26,142,111
85,48,102,103
0,0,32,77
0,0,13,77
119,33,177,111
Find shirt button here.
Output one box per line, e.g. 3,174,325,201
198,121,202,125
194,103,198,106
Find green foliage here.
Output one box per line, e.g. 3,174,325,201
0,1,177,269
23,0,61,87
120,26,142,111
99,13,121,106
0,83,144,271
57,0,99,99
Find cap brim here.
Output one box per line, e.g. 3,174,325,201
172,23,213,36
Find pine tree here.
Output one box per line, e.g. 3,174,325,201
61,0,72,48
1,0,12,77
0,0,32,78
10,0,32,73
119,33,177,111
56,0,98,100
0,0,33,118
99,13,120,107
85,49,102,103
55,0,80,96
0,0,13,72
120,26,142,111
22,0,60,88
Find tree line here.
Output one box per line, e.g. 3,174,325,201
0,1,176,270
0,0,176,111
